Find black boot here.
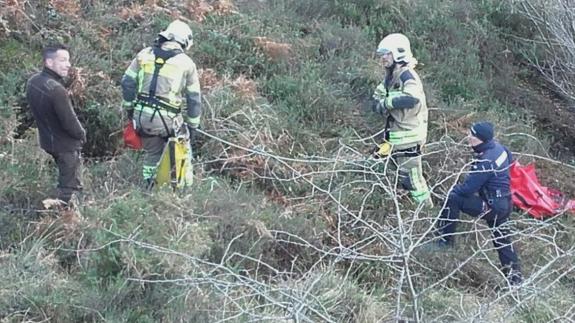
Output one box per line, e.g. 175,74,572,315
144,178,155,191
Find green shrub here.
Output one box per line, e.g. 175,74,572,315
0,247,90,322
194,14,288,78
78,101,122,157
280,270,393,322
1,0,574,321
0,137,54,208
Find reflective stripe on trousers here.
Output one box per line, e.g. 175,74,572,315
389,127,426,146
394,153,430,203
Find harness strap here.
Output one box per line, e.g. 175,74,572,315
136,93,180,114
391,145,421,158
149,46,182,98
168,139,177,190
136,46,183,138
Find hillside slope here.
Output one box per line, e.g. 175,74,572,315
1,0,574,322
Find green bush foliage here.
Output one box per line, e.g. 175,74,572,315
0,0,574,321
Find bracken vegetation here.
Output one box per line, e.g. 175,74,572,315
1,0,575,322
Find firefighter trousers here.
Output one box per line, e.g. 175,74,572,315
135,111,193,184
392,147,431,203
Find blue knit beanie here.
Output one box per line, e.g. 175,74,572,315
470,122,494,142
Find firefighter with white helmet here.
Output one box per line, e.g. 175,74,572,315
376,33,414,65
158,20,194,50
121,20,201,188
372,33,431,205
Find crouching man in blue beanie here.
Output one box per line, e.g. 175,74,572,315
435,121,522,286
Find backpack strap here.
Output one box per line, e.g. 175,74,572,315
137,46,183,137
149,46,183,99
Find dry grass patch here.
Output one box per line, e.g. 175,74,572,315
231,74,258,101
199,68,223,92
185,0,213,22
67,67,87,107
1,0,32,35
185,0,237,22
254,36,292,61
119,3,147,22
213,0,237,15
49,0,81,18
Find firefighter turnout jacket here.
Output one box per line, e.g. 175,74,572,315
120,41,201,127
373,62,428,150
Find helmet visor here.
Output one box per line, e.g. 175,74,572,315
376,47,391,57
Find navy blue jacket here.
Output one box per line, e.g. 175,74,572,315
453,140,513,197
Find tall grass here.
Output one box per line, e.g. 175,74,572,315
0,0,573,321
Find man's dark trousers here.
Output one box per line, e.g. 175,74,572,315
438,192,521,282
49,150,82,203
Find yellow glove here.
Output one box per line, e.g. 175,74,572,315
372,141,392,158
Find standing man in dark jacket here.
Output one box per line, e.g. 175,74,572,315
26,44,86,206
435,122,522,285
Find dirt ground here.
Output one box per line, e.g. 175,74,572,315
502,77,575,158
502,76,575,196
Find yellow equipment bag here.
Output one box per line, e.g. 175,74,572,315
155,136,192,189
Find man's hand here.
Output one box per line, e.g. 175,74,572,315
122,100,134,120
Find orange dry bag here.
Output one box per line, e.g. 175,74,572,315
510,161,575,219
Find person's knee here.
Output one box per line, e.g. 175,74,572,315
485,211,511,232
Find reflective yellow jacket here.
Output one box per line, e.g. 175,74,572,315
373,62,428,150
121,41,201,126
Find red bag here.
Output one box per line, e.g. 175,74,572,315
510,161,575,218
123,122,142,150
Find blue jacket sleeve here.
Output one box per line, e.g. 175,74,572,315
390,95,420,109
120,55,141,109
452,161,493,197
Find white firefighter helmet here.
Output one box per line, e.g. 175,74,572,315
376,33,413,63
159,20,194,50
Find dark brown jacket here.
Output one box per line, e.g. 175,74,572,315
26,68,86,153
